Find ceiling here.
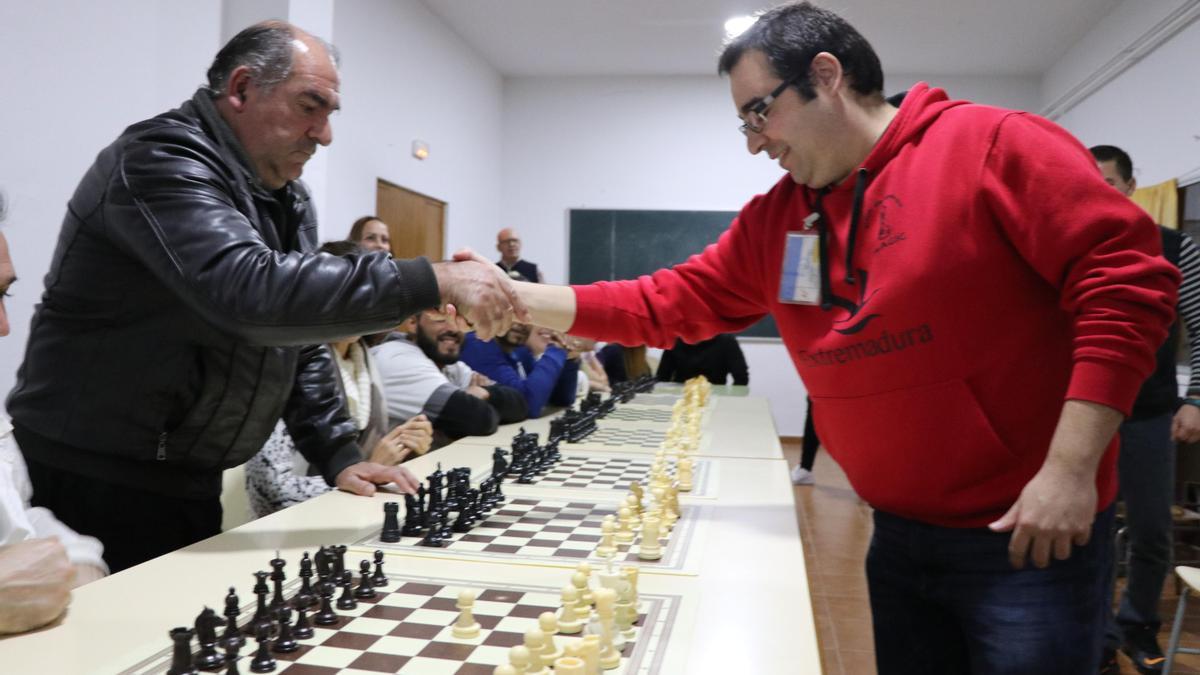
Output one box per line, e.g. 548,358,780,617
420,0,1123,78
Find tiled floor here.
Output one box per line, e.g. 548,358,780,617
781,440,1200,675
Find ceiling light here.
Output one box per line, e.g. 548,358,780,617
725,15,756,39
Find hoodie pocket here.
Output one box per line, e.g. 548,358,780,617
813,378,1024,524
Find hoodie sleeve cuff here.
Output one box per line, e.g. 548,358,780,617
568,285,609,335
1065,359,1146,417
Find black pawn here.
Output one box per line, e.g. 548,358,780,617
371,550,387,587
314,577,338,626
401,494,424,537
271,607,298,654
354,560,377,599
221,587,245,649
268,554,286,611
337,570,357,610
223,642,241,675
167,626,197,675
293,552,316,610
381,502,401,543
292,603,314,640
249,624,275,673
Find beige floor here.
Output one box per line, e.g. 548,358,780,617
781,440,1200,675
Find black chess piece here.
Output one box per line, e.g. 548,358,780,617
451,504,473,533
418,506,444,547
293,552,316,610
401,493,424,537
491,447,509,479
371,550,387,587
271,606,299,654
336,570,357,610
167,626,198,675
292,602,314,640
332,545,347,578
221,587,245,650
243,571,270,635
314,575,338,626
268,553,286,611
249,623,276,673
194,606,227,670
313,546,331,578
223,642,241,675
354,559,377,599
380,501,402,543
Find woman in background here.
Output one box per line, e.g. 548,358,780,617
348,215,392,254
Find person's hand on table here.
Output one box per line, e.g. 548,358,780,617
335,461,420,496
0,538,75,634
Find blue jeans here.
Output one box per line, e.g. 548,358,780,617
867,506,1115,675
1107,413,1174,646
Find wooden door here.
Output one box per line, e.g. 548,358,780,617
376,179,445,262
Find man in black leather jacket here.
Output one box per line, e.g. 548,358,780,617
5,22,523,572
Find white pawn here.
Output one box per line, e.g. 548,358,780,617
494,665,518,675
580,634,601,675
596,516,617,559
558,585,584,634
537,611,563,662
522,628,550,675
615,506,636,545
677,457,694,492
452,589,481,639
572,571,592,621
508,645,532,674
553,656,587,675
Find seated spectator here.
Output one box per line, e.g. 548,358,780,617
656,334,749,385
372,310,527,445
0,201,107,635
461,324,580,418
348,215,391,254
244,241,432,517
597,343,651,384
571,336,610,394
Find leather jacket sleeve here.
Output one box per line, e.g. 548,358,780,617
106,128,440,346
282,344,364,486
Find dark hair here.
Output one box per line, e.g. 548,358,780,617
318,240,362,256
206,21,340,96
348,216,383,243
718,1,883,101
1089,145,1134,182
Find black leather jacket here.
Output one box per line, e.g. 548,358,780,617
7,90,440,498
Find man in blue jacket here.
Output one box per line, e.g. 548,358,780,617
460,324,580,418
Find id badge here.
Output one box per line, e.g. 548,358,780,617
779,231,821,305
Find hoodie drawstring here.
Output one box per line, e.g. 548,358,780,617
808,168,870,311
845,168,869,285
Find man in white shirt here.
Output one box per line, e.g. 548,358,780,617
372,311,527,446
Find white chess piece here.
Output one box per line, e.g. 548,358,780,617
538,611,563,661
558,585,584,634
452,589,481,639
551,656,587,675
508,645,532,675
593,588,621,670
596,516,617,559
572,571,592,621
522,628,550,675
580,634,601,675
493,665,518,675
615,506,636,545
677,457,694,492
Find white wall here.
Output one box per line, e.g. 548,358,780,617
324,0,504,252
889,73,1042,112
1046,1,1200,185
0,0,221,408
500,72,1034,435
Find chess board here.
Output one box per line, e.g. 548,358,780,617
483,453,716,499
621,393,686,407
560,426,709,455
118,573,686,675
602,406,677,425
356,496,705,574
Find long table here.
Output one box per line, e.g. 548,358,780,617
0,394,819,674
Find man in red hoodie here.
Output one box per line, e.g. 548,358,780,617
487,2,1179,673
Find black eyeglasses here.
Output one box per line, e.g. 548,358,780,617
739,79,793,136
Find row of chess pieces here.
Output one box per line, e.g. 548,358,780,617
658,375,712,456
451,560,646,675
163,546,387,674
380,463,508,547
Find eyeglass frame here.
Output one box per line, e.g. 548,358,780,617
739,78,795,136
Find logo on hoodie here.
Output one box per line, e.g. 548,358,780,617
871,194,907,254
829,269,881,335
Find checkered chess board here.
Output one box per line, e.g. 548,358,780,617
563,427,668,451
356,497,702,573
119,573,681,675
503,454,714,498
602,406,677,425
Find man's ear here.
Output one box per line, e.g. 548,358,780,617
809,52,844,95
225,66,254,111
1127,177,1138,196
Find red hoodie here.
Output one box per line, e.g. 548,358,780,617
571,83,1180,527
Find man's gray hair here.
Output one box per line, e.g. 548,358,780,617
206,21,339,96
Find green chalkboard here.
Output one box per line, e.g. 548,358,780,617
568,209,780,339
